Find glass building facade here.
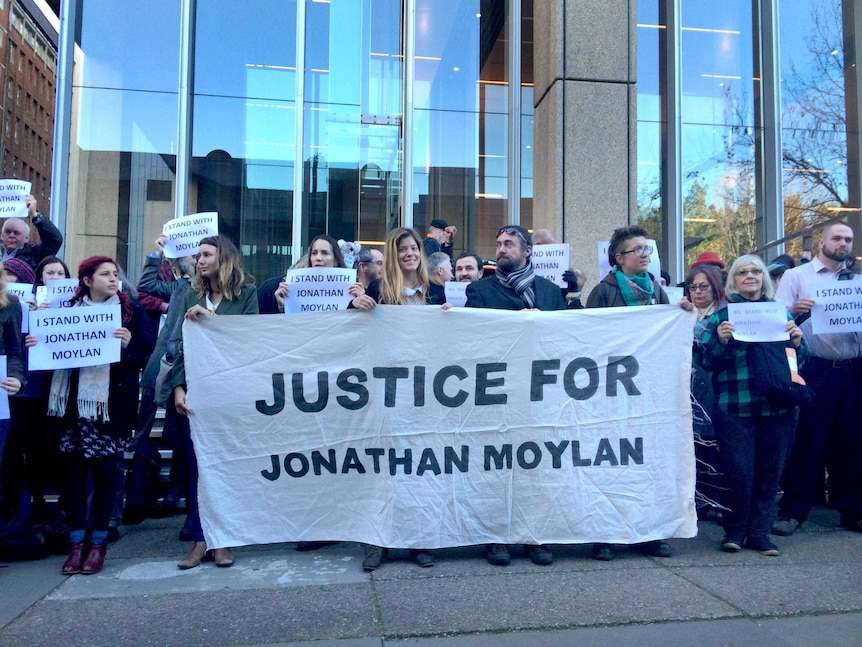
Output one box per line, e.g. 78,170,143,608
54,1,861,284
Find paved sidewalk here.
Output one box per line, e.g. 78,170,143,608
0,506,860,646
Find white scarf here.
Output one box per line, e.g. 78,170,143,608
48,295,119,422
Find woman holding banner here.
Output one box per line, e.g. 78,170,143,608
172,235,258,569
585,225,688,562
348,227,437,570
700,254,806,556
28,256,153,575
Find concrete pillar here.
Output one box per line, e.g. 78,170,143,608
533,0,638,291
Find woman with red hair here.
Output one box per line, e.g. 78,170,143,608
28,256,154,574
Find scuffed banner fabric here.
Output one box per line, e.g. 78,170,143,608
184,305,697,549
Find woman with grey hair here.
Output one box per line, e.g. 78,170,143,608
699,254,806,556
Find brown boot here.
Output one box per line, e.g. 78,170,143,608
178,541,207,570
80,543,107,575
62,541,87,575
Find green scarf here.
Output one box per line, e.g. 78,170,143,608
613,268,655,306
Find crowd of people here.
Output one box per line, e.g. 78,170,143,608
0,206,860,577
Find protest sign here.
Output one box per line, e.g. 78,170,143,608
598,239,661,282
283,267,357,313
532,244,569,288
6,283,33,302
28,304,121,370
45,278,78,308
183,305,697,550
664,286,685,304
728,301,788,342
7,283,33,332
0,179,31,219
161,212,218,258
809,278,862,334
444,281,468,307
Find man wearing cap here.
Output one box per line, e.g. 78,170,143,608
1,196,63,271
423,219,457,262
771,222,862,536
466,225,565,567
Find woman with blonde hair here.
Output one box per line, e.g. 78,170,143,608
349,227,439,570
700,254,806,556
173,234,258,569
350,227,438,310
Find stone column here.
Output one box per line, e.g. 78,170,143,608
533,0,638,291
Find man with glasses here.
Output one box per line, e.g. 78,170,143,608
355,248,384,289
466,224,566,566
1,196,63,271
771,222,862,537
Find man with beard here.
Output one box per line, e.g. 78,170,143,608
355,248,384,289
465,225,565,567
772,222,862,537
455,252,484,283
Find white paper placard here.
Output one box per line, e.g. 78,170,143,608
809,278,862,334
444,281,468,307
728,301,788,342
45,278,79,308
27,304,122,370
283,267,357,313
161,212,219,258
0,179,32,219
532,243,570,288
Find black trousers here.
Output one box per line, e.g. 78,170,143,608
778,357,862,522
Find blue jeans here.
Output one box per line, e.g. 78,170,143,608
714,407,798,540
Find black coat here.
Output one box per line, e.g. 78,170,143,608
108,299,156,439
465,274,567,311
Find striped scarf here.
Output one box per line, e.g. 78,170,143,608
496,261,536,308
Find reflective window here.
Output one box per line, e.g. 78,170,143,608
779,0,849,256
636,1,663,255
193,0,298,282
303,0,401,252
520,0,534,237
680,1,757,267
68,0,180,274
413,0,509,262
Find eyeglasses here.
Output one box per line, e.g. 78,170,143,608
688,283,711,292
496,226,530,246
735,268,763,277
619,245,653,257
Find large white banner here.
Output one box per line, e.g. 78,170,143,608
184,305,697,549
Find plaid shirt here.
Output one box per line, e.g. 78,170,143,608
699,296,807,418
